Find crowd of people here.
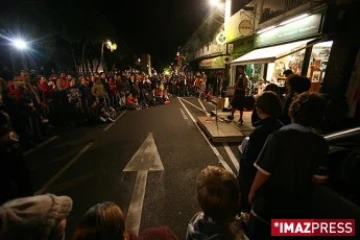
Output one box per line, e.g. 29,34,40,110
1,65,342,239
0,70,176,152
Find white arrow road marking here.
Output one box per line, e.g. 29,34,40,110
123,132,164,235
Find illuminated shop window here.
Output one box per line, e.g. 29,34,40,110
307,41,333,92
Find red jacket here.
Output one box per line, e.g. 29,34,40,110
6,81,23,100
126,95,138,105
38,82,54,100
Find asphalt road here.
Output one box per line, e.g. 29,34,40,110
24,97,242,239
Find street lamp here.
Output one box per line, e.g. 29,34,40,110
13,39,28,50
11,38,28,70
101,39,117,72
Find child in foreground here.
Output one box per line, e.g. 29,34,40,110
187,166,243,240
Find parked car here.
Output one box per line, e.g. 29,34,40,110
324,127,360,206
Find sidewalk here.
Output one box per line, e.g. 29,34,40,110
208,96,254,137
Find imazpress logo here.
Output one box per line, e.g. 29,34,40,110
271,219,355,237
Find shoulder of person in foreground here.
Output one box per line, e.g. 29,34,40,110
139,225,178,240
0,194,72,240
186,212,242,240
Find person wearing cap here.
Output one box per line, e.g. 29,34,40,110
0,194,73,240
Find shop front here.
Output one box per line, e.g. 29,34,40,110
230,11,334,93
199,56,227,70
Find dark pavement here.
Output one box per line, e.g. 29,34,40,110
23,97,242,239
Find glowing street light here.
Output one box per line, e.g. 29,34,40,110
210,0,220,6
13,39,28,50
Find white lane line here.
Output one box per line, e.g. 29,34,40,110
197,98,208,115
104,111,127,132
35,142,93,195
178,98,235,176
23,136,59,157
178,97,207,114
179,108,188,120
223,143,240,173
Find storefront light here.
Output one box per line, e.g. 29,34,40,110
257,26,276,34
279,14,309,26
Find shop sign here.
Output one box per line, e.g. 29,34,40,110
225,9,254,43
216,32,227,45
238,20,253,36
199,56,225,69
255,13,323,48
194,43,226,59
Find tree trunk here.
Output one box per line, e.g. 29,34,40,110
95,59,100,73
87,59,94,75
100,43,105,72
70,42,78,74
81,42,87,75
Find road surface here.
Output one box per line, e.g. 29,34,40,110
24,97,242,239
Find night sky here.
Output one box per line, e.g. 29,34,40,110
2,0,210,69
99,0,209,68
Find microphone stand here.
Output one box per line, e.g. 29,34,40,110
215,74,219,132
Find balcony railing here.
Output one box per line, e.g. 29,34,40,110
260,0,325,23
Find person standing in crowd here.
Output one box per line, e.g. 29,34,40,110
91,77,107,103
79,76,90,117
283,69,294,79
238,91,283,215
0,194,72,240
227,66,248,124
247,92,328,239
251,83,281,127
282,75,311,125
255,79,266,96
100,72,111,106
0,108,33,205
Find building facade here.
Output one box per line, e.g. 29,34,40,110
183,0,360,121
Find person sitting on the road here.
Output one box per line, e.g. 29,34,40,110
247,92,328,239
281,74,311,125
0,194,72,240
126,92,140,110
238,91,283,215
186,166,242,240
